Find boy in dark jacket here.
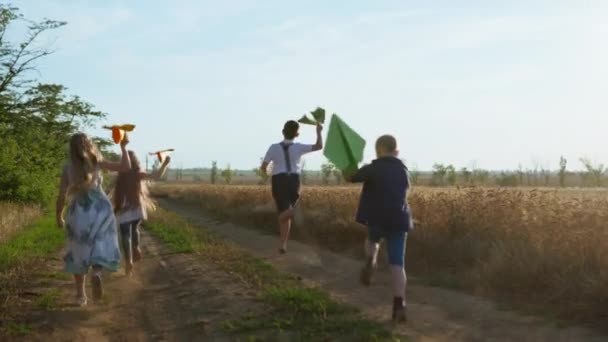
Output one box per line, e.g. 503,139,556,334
346,134,413,323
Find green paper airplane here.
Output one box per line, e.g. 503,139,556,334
297,107,326,125
323,114,366,172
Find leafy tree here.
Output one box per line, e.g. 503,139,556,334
558,156,567,187
0,6,105,204
253,157,270,185
460,167,472,185
446,164,457,186
221,164,235,184
333,168,343,184
431,163,447,186
579,158,605,187
321,161,335,185
210,161,218,184
409,165,420,186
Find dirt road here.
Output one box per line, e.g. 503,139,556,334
19,231,267,342
160,198,606,342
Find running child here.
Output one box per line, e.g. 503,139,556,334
112,150,171,276
261,120,323,254
345,135,413,323
56,133,131,306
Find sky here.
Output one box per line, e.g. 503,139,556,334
11,0,608,171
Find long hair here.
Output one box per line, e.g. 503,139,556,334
68,133,102,195
113,151,153,213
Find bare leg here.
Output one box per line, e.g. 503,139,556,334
278,209,293,253
361,239,380,286
74,274,87,306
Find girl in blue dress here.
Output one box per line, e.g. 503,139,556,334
56,132,131,306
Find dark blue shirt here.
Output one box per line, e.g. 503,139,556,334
350,157,412,231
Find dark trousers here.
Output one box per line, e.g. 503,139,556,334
119,220,141,263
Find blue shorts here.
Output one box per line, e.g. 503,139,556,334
368,227,407,266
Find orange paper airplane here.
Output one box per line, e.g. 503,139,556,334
148,148,174,163
102,124,136,144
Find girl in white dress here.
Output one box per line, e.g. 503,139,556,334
112,150,171,275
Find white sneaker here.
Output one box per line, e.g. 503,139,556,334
76,295,88,307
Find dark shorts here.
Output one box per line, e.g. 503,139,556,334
368,226,407,266
271,173,301,213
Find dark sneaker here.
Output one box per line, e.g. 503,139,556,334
92,274,103,301
278,248,287,255
392,298,407,323
360,259,376,286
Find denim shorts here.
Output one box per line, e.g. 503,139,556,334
368,226,407,266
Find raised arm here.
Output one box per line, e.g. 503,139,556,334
141,156,171,181
345,164,371,183
311,124,324,151
55,167,69,228
98,134,131,172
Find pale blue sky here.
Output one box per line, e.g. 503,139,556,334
14,0,608,170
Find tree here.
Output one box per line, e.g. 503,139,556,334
409,165,420,186
579,158,605,187
210,161,218,184
333,168,343,184
300,159,308,185
321,161,335,185
558,156,567,187
446,164,457,186
221,164,235,184
0,6,105,203
253,158,270,185
431,163,447,186
460,167,472,185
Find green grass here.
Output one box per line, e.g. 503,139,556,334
0,215,64,272
1,210,65,338
146,209,404,341
4,321,32,337
35,289,61,310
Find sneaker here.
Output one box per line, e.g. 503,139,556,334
133,247,142,262
278,248,287,255
76,295,88,307
360,259,376,286
392,298,407,323
92,274,103,301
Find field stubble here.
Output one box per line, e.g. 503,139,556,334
152,184,608,326
0,202,42,243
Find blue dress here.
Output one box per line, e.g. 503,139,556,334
63,166,121,274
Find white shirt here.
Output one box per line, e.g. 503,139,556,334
264,140,314,175
117,204,147,224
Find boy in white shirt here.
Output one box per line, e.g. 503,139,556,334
261,120,323,254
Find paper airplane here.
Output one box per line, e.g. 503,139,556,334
102,124,136,144
323,114,365,173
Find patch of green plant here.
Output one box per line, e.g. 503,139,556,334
35,289,60,310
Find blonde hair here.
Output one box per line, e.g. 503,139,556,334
113,151,154,213
68,133,102,195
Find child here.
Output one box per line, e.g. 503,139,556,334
345,135,413,323
261,120,323,254
112,150,171,275
56,133,131,306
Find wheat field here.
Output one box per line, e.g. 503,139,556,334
152,183,608,323
0,202,42,243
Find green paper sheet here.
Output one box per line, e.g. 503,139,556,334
310,107,325,124
298,115,317,125
323,114,366,172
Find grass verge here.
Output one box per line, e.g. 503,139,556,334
145,208,403,342
0,211,65,337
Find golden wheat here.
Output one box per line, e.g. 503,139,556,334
152,184,608,323
0,202,43,243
